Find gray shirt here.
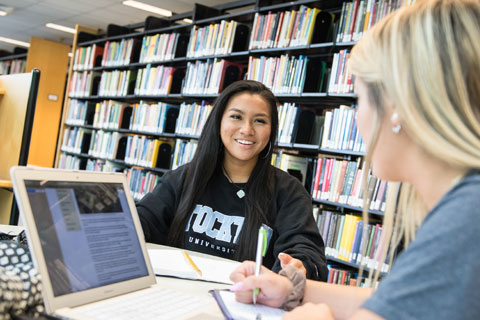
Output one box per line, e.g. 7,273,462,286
363,170,480,319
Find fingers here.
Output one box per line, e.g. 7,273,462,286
278,253,307,275
278,252,292,268
230,260,256,283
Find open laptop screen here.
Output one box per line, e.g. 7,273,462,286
24,180,149,297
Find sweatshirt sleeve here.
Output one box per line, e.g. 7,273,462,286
270,170,328,281
135,167,185,244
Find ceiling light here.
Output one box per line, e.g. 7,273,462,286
0,6,14,16
0,36,30,47
183,19,192,24
122,1,172,17
46,23,76,34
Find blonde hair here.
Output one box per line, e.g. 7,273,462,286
349,0,480,285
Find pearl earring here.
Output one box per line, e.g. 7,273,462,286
392,124,402,134
391,112,402,134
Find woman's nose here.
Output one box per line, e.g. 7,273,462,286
239,121,254,135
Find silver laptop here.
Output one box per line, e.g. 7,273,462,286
10,166,215,320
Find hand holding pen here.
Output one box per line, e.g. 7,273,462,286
229,260,293,308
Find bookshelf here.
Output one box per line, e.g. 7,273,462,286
0,53,27,75
54,0,411,281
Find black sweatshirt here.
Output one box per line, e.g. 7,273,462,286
136,164,328,281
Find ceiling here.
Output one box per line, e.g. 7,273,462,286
0,0,231,53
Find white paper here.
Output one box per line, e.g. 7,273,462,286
217,290,285,320
147,248,240,284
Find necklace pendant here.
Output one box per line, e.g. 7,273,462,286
236,189,245,199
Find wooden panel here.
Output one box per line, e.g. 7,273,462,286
0,189,13,224
55,25,99,167
0,73,33,223
0,73,32,180
26,37,70,168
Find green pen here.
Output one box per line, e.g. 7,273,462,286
253,226,267,304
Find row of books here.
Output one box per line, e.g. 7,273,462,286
124,135,173,168
129,102,179,134
102,39,137,67
311,157,388,211
171,139,198,170
318,210,389,272
277,103,299,144
91,100,130,130
85,158,121,173
327,266,358,286
61,127,90,154
98,70,134,97
64,100,364,154
134,64,176,96
88,130,123,160
182,59,243,95
336,0,415,43
65,100,91,126
69,71,97,97
175,102,213,137
72,44,103,71
57,153,162,201
0,59,26,75
58,153,82,171
321,104,366,152
249,6,320,49
139,33,180,63
59,145,117,173
275,152,309,186
247,55,308,94
125,167,161,200
187,20,238,58
328,49,354,94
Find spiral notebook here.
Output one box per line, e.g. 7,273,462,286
210,289,285,320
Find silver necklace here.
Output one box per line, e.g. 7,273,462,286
222,166,246,199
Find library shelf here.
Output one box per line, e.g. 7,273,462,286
313,198,384,217
185,51,250,61
326,255,388,276
61,150,170,175
56,0,413,278
0,53,28,61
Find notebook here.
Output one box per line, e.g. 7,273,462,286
148,248,240,284
10,166,216,319
210,289,285,320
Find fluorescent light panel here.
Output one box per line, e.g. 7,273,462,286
0,6,13,16
0,36,30,47
46,23,76,34
122,0,172,17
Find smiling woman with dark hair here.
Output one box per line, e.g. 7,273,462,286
136,80,328,280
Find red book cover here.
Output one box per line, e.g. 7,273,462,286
313,157,323,199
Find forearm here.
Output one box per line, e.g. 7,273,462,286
303,280,374,320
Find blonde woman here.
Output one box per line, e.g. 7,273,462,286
229,0,480,319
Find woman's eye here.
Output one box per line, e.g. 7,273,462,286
255,119,267,124
230,114,241,120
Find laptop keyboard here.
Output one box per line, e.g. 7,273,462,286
71,286,212,319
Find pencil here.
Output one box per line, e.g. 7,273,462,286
182,250,202,277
